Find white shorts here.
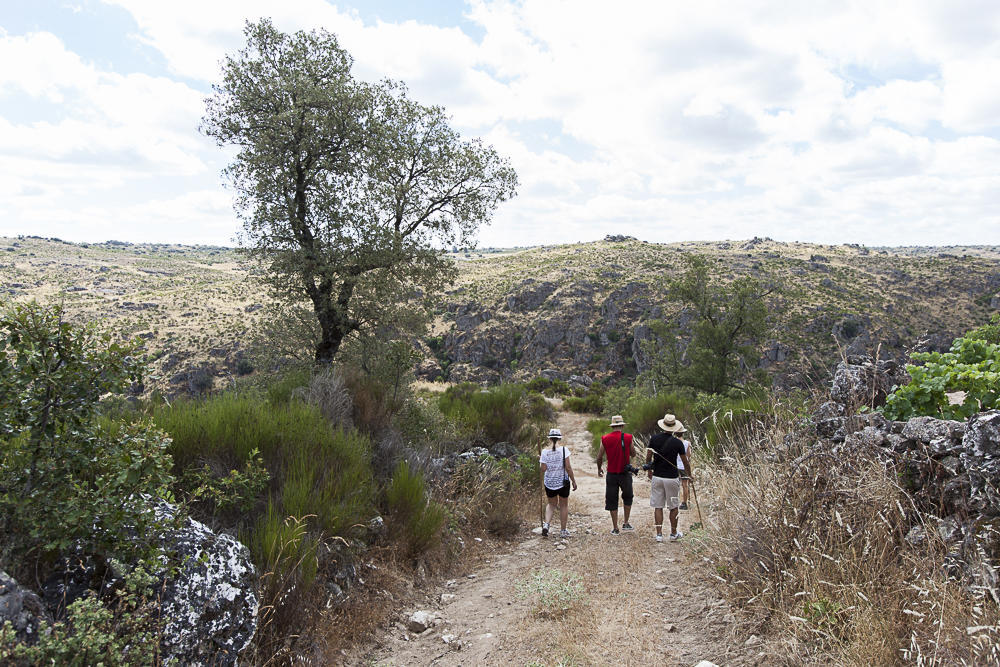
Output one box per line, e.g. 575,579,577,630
649,476,681,510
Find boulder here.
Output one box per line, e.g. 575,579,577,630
901,416,966,443
0,570,50,645
153,501,258,665
488,442,520,459
830,356,908,411
407,610,436,633
960,410,1000,516
459,447,490,461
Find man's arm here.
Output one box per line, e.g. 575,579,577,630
645,446,653,479
596,443,605,476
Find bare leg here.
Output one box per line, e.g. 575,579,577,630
681,479,690,504
669,508,679,534
610,510,619,531
623,504,632,525
654,508,664,536
545,497,557,524
559,497,569,531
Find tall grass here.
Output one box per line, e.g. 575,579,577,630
437,383,552,448
702,396,1000,664
152,393,373,541
384,461,446,558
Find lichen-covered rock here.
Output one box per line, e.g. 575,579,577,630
829,356,908,410
901,416,966,443
488,441,520,458
960,410,1000,516
153,502,258,665
0,570,50,645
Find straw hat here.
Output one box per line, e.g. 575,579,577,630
548,428,563,439
609,415,626,427
657,413,686,433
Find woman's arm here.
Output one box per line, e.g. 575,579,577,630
564,457,577,490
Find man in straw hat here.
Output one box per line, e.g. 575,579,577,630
596,414,636,535
645,413,693,542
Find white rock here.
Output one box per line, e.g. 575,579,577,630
440,593,457,604
407,610,436,633
694,661,719,667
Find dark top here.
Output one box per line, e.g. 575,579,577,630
648,432,686,479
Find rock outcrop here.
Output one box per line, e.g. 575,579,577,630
154,501,259,665
0,570,50,645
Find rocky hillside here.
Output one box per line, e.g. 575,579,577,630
423,237,1000,388
3,235,999,394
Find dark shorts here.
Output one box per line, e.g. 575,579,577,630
545,482,570,499
605,473,633,511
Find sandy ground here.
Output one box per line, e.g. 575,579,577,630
347,412,769,667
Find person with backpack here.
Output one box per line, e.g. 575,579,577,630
596,415,636,535
539,427,577,538
645,413,693,542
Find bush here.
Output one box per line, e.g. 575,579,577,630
384,461,446,558
437,383,552,448
445,455,532,537
881,315,1000,420
0,302,174,568
153,393,373,542
562,392,603,413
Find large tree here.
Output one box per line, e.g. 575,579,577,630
641,254,778,394
203,20,517,363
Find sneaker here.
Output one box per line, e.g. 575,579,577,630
669,531,683,541
655,534,663,543
610,528,620,535
679,503,689,510
560,529,570,538
622,523,634,531
541,522,549,537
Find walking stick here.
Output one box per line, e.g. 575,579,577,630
687,475,704,527
539,440,545,529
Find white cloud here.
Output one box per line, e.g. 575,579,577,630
5,0,1000,245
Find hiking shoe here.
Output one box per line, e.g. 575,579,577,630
669,531,683,541
560,529,570,538
622,523,634,531
679,503,689,510
610,528,620,535
541,523,549,537
655,534,663,543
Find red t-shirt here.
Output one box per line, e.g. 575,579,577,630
601,431,634,474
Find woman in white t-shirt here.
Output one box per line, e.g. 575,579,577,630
676,434,692,510
539,427,577,538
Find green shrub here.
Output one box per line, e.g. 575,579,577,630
153,393,373,542
563,392,604,414
437,383,552,448
444,455,528,537
0,302,174,567
881,315,1000,420
384,461,446,557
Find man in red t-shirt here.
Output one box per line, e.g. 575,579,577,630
596,414,636,535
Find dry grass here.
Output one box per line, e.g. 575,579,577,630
700,400,1000,665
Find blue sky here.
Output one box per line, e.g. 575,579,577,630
2,1,999,246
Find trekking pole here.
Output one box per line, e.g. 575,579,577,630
687,475,704,527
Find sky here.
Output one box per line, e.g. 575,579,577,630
1,1,1000,248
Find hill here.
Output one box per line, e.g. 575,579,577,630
3,235,999,394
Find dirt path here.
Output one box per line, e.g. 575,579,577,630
352,412,765,666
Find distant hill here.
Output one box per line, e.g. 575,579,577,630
424,237,1000,388
3,235,998,394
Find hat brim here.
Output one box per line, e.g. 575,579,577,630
657,419,686,433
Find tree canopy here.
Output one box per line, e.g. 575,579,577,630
203,19,518,363
640,254,776,394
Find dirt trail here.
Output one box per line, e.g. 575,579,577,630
353,412,765,666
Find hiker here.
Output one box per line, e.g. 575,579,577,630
677,434,692,510
645,413,692,542
539,427,577,538
596,415,636,535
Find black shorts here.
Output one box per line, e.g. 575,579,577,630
605,473,633,511
545,482,570,498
